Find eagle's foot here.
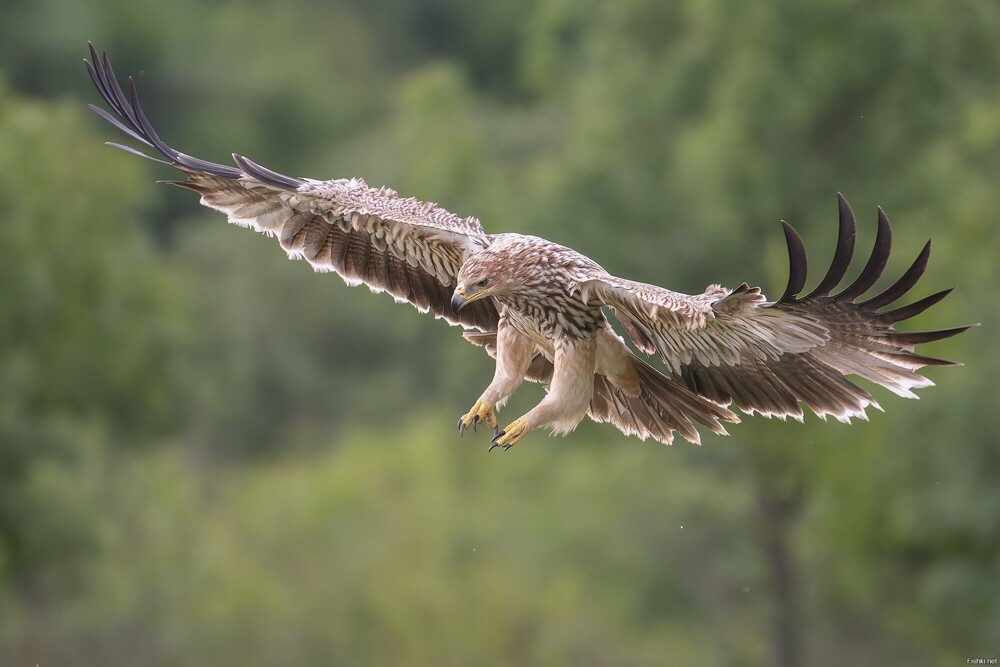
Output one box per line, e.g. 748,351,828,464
489,417,532,451
458,399,497,436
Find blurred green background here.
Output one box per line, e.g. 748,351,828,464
1,0,997,665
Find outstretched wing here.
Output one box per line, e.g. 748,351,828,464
577,194,971,422
84,43,499,332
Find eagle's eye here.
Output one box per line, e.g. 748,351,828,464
475,278,490,289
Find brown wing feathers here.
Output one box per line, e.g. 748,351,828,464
85,44,499,333
678,194,970,422
86,43,968,443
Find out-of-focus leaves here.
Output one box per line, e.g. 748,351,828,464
0,0,997,664
7,419,759,666
0,83,189,589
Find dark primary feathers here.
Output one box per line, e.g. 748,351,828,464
84,43,498,333
86,43,970,444
577,194,970,423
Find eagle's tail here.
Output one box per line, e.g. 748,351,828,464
588,353,739,445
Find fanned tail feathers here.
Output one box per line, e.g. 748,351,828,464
464,331,738,445
590,356,739,445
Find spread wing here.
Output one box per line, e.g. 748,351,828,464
576,195,971,422
84,44,499,332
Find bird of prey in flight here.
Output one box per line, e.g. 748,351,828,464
84,44,969,451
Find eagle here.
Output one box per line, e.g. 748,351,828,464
84,44,969,450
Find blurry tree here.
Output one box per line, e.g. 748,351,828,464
0,0,996,665
516,0,1000,662
0,81,187,600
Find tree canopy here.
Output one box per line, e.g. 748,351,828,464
1,1,996,665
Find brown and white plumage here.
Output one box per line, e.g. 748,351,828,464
85,44,970,449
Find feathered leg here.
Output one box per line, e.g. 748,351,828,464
458,320,536,438
492,336,596,450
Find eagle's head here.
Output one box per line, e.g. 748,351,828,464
452,247,516,313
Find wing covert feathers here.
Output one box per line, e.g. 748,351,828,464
86,43,969,444
590,194,970,425
84,43,498,332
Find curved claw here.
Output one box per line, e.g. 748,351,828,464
486,428,514,452
489,430,507,451
458,399,497,437
490,417,531,450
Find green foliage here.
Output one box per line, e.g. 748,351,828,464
0,82,189,589
17,420,761,666
0,0,997,664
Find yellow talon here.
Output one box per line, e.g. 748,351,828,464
458,399,496,435
490,417,532,450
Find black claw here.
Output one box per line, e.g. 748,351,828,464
491,429,506,444
503,444,512,451
491,425,501,438
472,415,479,432
457,417,466,436
488,442,499,452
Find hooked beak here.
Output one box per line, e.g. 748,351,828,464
451,285,487,313
451,290,469,315
451,289,468,314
